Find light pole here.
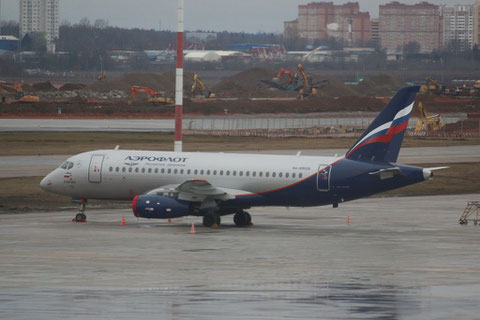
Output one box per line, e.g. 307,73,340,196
174,0,184,152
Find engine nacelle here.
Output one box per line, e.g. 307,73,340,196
132,195,191,219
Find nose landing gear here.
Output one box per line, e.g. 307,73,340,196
72,198,87,222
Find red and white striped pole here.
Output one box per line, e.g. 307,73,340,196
174,0,184,152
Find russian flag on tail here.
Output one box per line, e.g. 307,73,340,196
346,86,420,163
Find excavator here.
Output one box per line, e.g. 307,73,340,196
420,77,445,95
273,68,295,84
130,86,174,106
414,101,444,132
0,82,39,103
97,71,107,81
261,64,327,98
191,74,215,98
296,64,318,98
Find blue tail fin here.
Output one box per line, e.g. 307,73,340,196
346,86,419,163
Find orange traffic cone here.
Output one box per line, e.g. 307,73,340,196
346,216,351,225
190,222,196,234
121,215,126,226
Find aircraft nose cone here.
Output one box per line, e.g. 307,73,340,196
40,175,52,190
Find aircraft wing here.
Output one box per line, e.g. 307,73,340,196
145,179,244,209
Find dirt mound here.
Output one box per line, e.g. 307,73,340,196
212,68,297,98
353,73,405,96
90,71,194,95
59,83,87,91
317,77,358,97
32,81,57,92
21,84,35,92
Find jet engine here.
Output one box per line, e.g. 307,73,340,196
132,195,191,219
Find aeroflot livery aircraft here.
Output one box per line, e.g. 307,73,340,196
40,86,445,227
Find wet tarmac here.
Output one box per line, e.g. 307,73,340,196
1,194,479,319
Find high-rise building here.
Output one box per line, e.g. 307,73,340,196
284,2,371,47
472,2,480,46
19,0,59,52
442,4,474,50
379,2,442,54
370,19,380,45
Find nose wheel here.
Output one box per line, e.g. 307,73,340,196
72,198,87,223
74,212,87,222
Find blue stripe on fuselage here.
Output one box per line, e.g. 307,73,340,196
225,159,425,209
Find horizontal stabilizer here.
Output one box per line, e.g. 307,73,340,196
425,166,449,171
369,167,402,180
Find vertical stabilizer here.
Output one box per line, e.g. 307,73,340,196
346,86,419,163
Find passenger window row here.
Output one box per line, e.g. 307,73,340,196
108,166,304,179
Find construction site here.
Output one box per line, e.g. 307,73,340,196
1,68,479,137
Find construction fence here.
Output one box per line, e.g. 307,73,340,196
183,118,480,139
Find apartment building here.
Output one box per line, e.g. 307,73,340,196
284,2,371,47
442,4,474,50
379,2,442,54
20,0,59,52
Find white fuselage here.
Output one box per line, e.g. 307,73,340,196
40,149,339,200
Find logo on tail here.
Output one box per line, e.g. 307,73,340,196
346,86,419,163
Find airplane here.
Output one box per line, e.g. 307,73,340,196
40,86,446,227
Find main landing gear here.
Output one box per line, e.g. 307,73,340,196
201,210,253,227
72,198,87,222
203,212,221,227
233,210,252,227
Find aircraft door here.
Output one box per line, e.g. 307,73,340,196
88,154,104,183
317,165,331,192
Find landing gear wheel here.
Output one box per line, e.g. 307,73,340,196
244,211,252,225
234,212,247,226
74,213,86,222
234,211,252,227
203,214,220,227
72,199,87,222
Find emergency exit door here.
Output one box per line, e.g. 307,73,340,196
88,155,104,183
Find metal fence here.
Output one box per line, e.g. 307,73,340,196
183,114,469,131
184,117,480,138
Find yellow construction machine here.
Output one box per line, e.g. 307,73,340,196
414,102,444,132
97,71,107,81
420,77,445,95
296,64,318,97
191,74,215,98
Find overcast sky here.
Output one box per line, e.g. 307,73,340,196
0,0,461,33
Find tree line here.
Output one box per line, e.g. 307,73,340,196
1,20,480,74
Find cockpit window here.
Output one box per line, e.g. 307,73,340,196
60,161,74,170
